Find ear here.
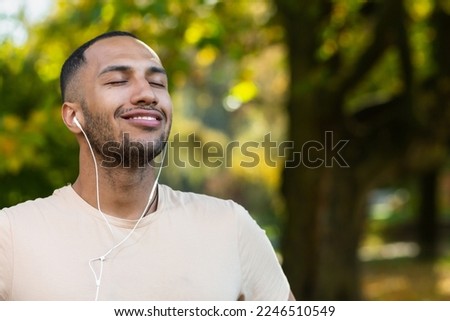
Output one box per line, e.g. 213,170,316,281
62,102,82,133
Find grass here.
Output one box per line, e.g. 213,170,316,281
361,256,450,300
360,209,450,300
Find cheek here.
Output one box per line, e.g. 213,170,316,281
160,94,173,116
89,87,128,117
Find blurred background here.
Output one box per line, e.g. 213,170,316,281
1,0,450,300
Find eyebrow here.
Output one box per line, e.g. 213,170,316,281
97,65,167,77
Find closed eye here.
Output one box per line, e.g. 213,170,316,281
149,82,166,88
106,80,128,86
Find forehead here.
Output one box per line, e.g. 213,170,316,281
83,36,162,73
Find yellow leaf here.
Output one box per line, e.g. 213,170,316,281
2,115,22,131
184,22,204,45
230,80,258,103
196,45,218,66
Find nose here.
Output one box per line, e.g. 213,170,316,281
130,78,158,106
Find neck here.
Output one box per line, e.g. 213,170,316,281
73,150,160,220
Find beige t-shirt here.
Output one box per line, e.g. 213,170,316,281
0,184,290,301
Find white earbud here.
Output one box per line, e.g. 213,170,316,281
73,116,82,129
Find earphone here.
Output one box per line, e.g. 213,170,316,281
75,113,167,300
73,116,82,130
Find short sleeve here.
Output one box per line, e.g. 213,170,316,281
0,210,13,300
235,205,290,300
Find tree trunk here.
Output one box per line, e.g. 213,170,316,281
417,169,438,260
281,166,321,299
275,0,414,300
314,168,366,300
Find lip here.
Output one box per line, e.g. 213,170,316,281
119,108,163,128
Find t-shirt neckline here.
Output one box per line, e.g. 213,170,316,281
56,184,166,229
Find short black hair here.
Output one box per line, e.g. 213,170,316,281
60,30,138,102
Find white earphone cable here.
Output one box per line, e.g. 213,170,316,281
77,120,166,300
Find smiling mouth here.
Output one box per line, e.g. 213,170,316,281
120,111,163,120
119,109,164,128
128,116,159,120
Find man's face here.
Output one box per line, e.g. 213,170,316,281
78,36,172,167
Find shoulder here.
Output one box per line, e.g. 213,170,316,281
160,184,247,215
158,184,256,230
0,185,72,220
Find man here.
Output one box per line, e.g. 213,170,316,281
0,31,293,300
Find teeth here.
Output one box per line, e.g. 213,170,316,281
130,116,156,120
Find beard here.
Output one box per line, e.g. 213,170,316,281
81,100,169,169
